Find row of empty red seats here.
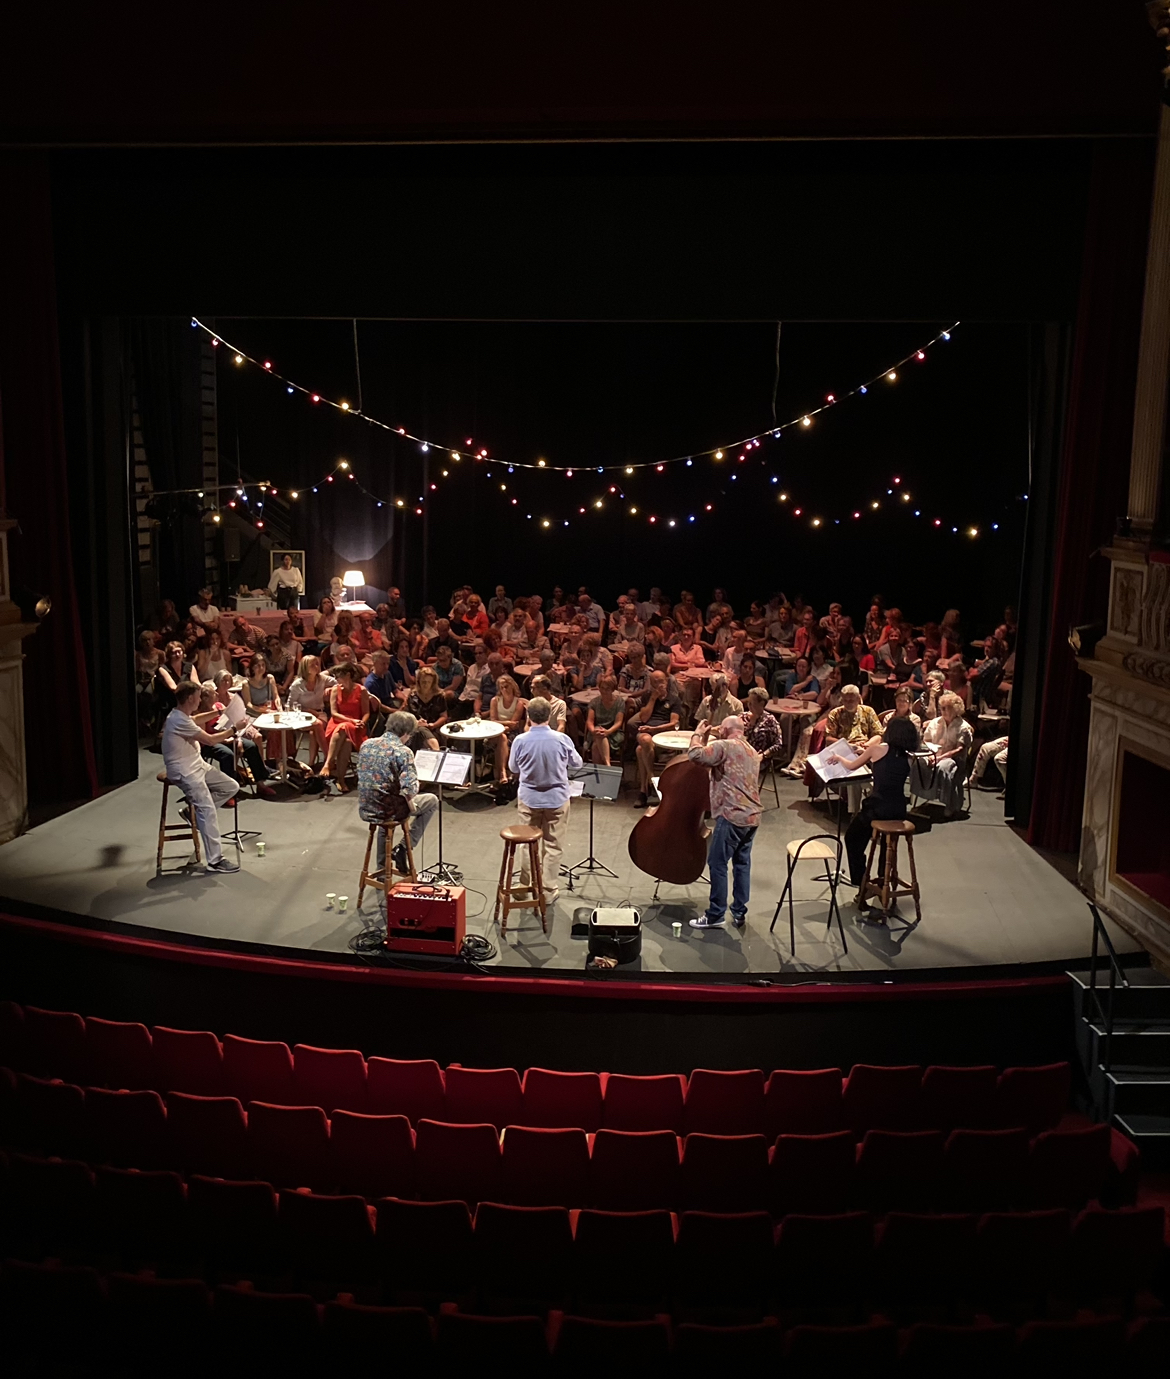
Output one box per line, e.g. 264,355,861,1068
4,1154,1164,1321
2,1072,1136,1213
0,1001,1076,1136
4,1260,1167,1376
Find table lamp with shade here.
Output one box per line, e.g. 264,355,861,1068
342,570,365,604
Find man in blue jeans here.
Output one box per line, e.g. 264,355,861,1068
686,715,762,929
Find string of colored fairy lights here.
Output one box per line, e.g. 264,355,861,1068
170,316,1011,536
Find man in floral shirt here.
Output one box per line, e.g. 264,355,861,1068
357,711,439,877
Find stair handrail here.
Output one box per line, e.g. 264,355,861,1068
1086,900,1129,1074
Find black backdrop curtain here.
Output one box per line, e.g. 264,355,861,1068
129,319,206,610
0,154,98,808
1026,139,1154,852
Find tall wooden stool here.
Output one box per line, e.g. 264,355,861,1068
493,825,548,936
156,772,201,871
770,833,847,955
357,821,417,909
857,819,921,920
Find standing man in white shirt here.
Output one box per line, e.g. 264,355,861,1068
267,554,305,611
507,697,582,907
189,588,222,635
161,681,241,873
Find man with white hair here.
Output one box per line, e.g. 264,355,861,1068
686,715,761,928
508,697,583,906
357,710,440,878
696,673,743,728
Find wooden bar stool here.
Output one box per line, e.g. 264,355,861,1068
156,772,201,871
493,825,548,936
770,833,847,955
357,821,417,910
857,819,921,920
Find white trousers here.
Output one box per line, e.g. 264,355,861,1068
174,764,236,866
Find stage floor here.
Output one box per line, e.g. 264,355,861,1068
0,751,1141,982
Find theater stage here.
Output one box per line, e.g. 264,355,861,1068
0,751,1141,984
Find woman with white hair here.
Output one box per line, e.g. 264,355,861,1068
911,691,973,818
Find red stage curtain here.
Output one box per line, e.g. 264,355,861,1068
0,153,99,807
1026,140,1153,852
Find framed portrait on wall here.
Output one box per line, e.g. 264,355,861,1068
268,549,306,611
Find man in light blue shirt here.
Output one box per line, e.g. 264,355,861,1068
508,697,582,905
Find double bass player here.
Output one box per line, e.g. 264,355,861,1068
686,716,762,929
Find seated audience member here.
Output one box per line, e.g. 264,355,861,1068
559,615,588,660
385,586,407,623
502,606,534,654
652,652,685,707
419,605,441,642
825,683,881,750
701,612,732,657
723,628,749,677
578,633,612,684
192,629,230,685
863,597,886,650
619,642,652,709
386,636,418,701
544,585,568,618
630,586,657,623
521,595,546,645
155,641,195,727
259,635,293,697
577,592,605,633
632,670,683,806
615,601,645,646
189,587,222,635
939,608,964,663
317,662,369,792
608,596,630,637
529,646,564,697
768,603,796,648
697,672,744,727
743,601,767,641
408,665,449,733
741,685,784,763
433,643,465,701
350,610,386,665
911,690,973,818
150,599,181,642
312,596,339,651
276,619,303,681
906,646,940,693
357,709,440,878
286,655,334,765
136,632,163,732
915,668,947,723
586,675,625,765
879,685,923,734
463,593,490,638
971,734,1009,793
426,617,462,662
452,641,491,718
783,665,844,778
810,645,834,682
448,601,472,638
875,605,903,648
658,616,679,647
364,650,398,731
488,585,512,619
324,610,356,667
832,716,920,888
227,615,263,667
643,625,666,660
240,652,281,719
489,673,527,782
968,636,1004,707
945,661,972,710
731,654,766,703
782,655,819,702
673,590,701,629
819,601,852,650
793,607,819,659
528,674,568,733
670,625,706,673
875,625,913,680
707,587,734,622
200,677,277,798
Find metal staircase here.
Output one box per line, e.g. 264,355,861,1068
1067,904,1170,1168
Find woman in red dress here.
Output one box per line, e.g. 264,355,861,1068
318,662,368,792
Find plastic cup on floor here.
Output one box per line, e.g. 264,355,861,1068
255,841,266,857
338,895,349,912
325,892,336,908
672,921,682,938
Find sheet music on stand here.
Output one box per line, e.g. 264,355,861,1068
414,749,472,787
569,765,623,801
806,741,871,786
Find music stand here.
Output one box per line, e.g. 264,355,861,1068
221,739,261,849
414,749,472,884
563,764,623,891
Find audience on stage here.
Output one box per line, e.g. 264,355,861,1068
318,662,368,792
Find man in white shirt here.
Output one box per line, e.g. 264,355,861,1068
189,588,221,634
161,681,241,873
508,697,582,906
637,587,662,624
577,593,605,634
267,554,305,611
697,673,744,727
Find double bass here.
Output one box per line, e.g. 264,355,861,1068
627,753,711,884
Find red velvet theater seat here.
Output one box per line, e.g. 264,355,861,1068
994,1062,1070,1134
785,1320,898,1371
187,1175,280,1277
572,1209,676,1312
1027,1123,1112,1209
680,1133,769,1213
841,1064,923,1135
85,1017,153,1092
975,1209,1071,1316
151,1026,224,1098
764,1067,845,1139
521,1067,603,1132
501,1125,590,1208
292,1043,367,1115
94,1165,189,1267
548,1311,672,1366
375,1197,475,1300
899,1321,1015,1374
414,1118,501,1207
443,1065,523,1130
775,1212,874,1312
211,1285,322,1368
855,1129,946,1213
21,1006,88,1084
589,1128,681,1211
85,1086,168,1169
601,1072,686,1134
943,1127,1029,1211
683,1068,766,1136
14,1073,86,1158
277,1189,378,1290
769,1129,855,1217
106,1273,212,1377
221,1033,294,1107
674,1211,774,1312
321,1299,435,1365
435,1307,550,1367
5,1152,96,1257
472,1202,574,1312
329,1110,415,1199
366,1056,445,1124
246,1101,330,1191
920,1064,998,1132
165,1092,250,1179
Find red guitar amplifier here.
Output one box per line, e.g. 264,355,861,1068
384,882,467,955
